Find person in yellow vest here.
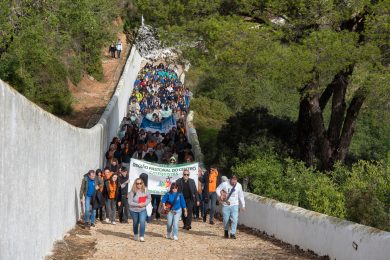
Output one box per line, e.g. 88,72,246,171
135,90,143,102
200,165,221,224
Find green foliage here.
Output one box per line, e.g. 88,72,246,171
128,0,390,230
233,153,347,218
191,96,232,129
197,127,219,167
215,107,297,173
234,154,389,229
0,0,126,115
340,161,390,230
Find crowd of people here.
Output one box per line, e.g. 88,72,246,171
79,62,246,242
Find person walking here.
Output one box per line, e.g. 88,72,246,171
118,167,130,223
116,39,122,58
195,167,205,220
80,170,103,229
161,183,187,240
201,165,221,224
216,175,246,239
103,173,120,225
109,42,116,58
95,169,105,222
176,170,199,230
129,178,151,242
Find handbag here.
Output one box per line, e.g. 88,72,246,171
144,188,153,217
159,192,179,215
218,184,236,205
146,203,153,217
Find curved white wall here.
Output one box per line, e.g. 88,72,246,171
0,46,142,260
239,193,390,260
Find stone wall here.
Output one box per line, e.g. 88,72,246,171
239,193,390,260
0,46,142,260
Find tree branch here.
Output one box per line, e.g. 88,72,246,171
327,65,354,147
337,93,366,162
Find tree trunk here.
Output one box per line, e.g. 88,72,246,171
297,66,361,170
307,93,333,170
297,97,315,165
336,94,366,162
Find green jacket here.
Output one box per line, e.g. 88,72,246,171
80,174,103,199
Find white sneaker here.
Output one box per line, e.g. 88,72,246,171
111,221,116,225
140,237,145,242
134,235,138,241
166,233,172,239
105,218,110,223
173,235,178,241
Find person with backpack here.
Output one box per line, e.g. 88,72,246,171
128,178,151,242
161,182,187,240
216,175,246,239
80,170,103,229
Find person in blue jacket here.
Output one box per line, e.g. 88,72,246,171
162,182,187,241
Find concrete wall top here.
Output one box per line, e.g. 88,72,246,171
0,45,143,260
239,192,390,260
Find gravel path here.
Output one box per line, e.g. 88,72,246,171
80,217,319,260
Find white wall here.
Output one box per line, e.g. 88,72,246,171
0,46,142,260
239,192,390,260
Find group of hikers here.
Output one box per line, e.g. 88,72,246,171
128,62,193,124
79,62,246,242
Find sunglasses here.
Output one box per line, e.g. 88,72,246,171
136,182,143,185
183,174,189,176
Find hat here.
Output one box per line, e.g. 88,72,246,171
147,148,155,153
169,156,176,162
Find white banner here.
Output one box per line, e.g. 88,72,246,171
128,159,199,195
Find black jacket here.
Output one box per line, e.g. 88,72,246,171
91,190,105,209
176,177,199,202
102,176,120,201
117,174,129,202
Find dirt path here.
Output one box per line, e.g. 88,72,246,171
48,217,320,260
60,33,130,128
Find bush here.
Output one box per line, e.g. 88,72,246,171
341,161,389,230
191,96,232,129
234,154,346,219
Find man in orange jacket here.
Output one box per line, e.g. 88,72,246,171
200,165,221,224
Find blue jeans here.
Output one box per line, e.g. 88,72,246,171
207,192,217,221
222,205,239,235
167,208,182,237
130,210,147,237
85,196,96,225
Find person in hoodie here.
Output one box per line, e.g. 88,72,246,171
103,173,120,225
80,170,103,229
117,167,130,223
